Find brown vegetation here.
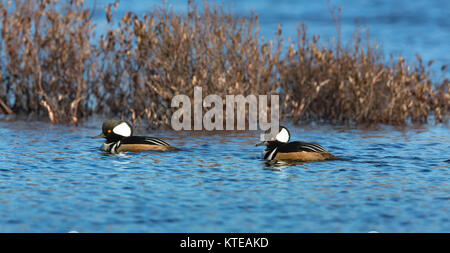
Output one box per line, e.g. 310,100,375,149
0,0,448,127
280,23,449,124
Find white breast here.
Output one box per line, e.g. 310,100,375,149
263,147,278,161
102,142,112,151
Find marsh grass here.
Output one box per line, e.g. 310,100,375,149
281,22,449,124
0,0,448,127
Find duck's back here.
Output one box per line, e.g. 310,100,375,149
278,141,329,153
121,136,171,146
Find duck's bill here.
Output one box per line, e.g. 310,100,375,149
92,133,106,139
255,141,269,146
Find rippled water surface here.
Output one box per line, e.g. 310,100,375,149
0,120,448,232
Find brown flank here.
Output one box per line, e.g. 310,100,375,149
274,152,339,162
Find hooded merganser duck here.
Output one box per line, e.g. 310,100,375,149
256,126,339,162
93,119,178,154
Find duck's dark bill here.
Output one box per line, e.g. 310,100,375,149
92,133,106,139
255,141,269,146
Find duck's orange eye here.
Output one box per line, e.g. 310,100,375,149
107,129,111,134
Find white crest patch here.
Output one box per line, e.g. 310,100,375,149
112,122,132,137
276,128,290,143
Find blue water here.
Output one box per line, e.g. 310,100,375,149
92,0,450,78
0,119,448,232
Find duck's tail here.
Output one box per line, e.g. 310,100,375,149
326,153,350,161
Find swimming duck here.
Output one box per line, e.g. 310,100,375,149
93,119,178,154
256,126,339,162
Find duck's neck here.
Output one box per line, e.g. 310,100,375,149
105,135,126,143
